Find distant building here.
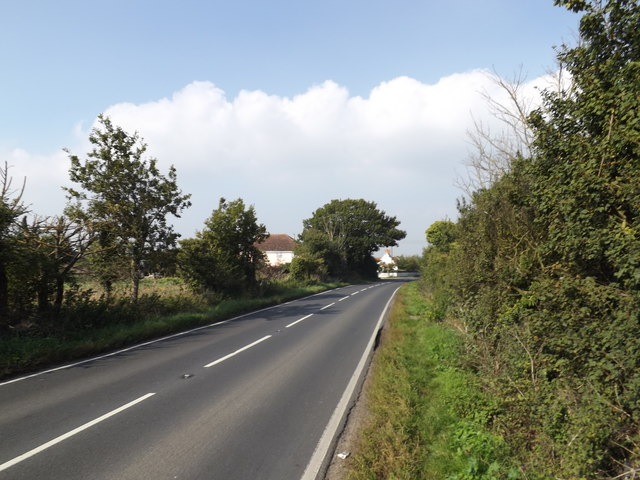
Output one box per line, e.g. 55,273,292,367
257,234,297,266
376,248,398,278
377,249,396,267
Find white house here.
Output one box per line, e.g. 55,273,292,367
257,234,297,266
378,249,395,267
377,248,398,278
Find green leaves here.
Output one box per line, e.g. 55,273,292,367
423,1,640,476
297,198,406,279
178,198,267,295
66,115,191,300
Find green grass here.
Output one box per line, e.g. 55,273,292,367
0,279,343,380
345,282,518,480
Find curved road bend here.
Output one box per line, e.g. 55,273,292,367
0,281,404,480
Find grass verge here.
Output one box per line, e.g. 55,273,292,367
344,281,519,480
0,281,342,380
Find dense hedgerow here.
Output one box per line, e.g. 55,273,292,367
423,1,640,477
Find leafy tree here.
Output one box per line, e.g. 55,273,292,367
178,198,267,295
425,220,457,253
65,115,191,301
0,163,27,327
297,199,406,279
394,255,421,272
289,251,329,282
292,227,346,280
13,215,93,315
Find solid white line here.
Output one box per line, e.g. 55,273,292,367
204,335,272,368
300,286,400,480
0,392,155,473
286,314,314,329
319,303,335,311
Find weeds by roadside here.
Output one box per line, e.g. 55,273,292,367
344,281,518,480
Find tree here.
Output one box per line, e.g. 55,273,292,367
65,115,191,301
298,199,406,279
425,220,457,253
394,255,421,272
14,215,93,315
0,163,27,327
460,69,537,194
178,198,267,295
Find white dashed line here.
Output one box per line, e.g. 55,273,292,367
204,335,272,368
286,314,314,328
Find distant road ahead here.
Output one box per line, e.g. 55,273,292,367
0,281,403,480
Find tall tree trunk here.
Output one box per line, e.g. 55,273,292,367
37,278,49,313
54,276,64,315
103,279,113,303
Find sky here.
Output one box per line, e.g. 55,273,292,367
0,0,581,255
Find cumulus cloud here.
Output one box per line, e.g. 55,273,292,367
3,70,549,254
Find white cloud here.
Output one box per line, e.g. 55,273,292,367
2,70,548,254
3,148,70,215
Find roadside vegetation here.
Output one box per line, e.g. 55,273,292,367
0,114,404,380
345,281,517,480
417,1,637,478
0,275,343,379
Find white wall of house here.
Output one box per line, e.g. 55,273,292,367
379,250,395,265
265,250,295,266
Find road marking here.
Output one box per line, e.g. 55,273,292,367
301,286,401,480
0,393,155,473
319,302,335,311
337,296,349,302
350,292,359,296
0,285,348,388
286,314,314,329
204,335,272,368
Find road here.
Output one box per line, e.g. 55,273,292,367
0,281,402,480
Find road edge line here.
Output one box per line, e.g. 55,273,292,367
300,285,401,480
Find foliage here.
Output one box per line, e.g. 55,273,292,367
422,219,461,315
425,220,458,252
178,198,267,295
422,1,640,477
346,282,516,480
9,216,93,316
0,163,28,328
394,255,421,272
65,114,191,301
296,198,406,280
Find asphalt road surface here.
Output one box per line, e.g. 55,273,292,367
0,281,403,480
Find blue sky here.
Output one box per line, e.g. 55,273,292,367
1,1,580,254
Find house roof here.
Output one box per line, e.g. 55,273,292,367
257,234,297,252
